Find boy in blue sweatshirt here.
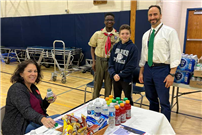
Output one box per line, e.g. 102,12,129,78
108,24,139,105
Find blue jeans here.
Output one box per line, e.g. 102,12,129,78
25,114,61,133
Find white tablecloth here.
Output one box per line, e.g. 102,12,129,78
26,98,175,135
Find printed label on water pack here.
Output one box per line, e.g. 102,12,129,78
94,112,101,117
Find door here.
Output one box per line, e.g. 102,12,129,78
185,9,202,58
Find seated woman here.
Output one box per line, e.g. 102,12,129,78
2,59,60,135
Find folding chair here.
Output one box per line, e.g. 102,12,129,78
84,81,105,103
132,68,146,108
132,84,145,108
1,106,6,133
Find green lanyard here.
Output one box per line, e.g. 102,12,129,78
147,23,164,43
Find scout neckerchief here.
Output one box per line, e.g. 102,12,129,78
102,28,117,58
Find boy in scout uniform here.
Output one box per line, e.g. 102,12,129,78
88,13,119,99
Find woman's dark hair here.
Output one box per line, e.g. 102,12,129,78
119,24,131,33
10,59,42,84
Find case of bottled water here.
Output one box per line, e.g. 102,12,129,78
174,70,192,84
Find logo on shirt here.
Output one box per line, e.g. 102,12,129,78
114,36,118,40
113,48,129,64
36,89,40,95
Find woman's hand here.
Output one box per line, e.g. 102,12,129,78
41,117,55,129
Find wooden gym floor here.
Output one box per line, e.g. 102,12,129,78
0,62,202,135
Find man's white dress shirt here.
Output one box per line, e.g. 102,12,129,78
139,22,181,68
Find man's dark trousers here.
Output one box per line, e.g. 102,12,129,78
143,63,171,121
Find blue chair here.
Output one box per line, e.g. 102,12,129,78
132,84,145,108
132,68,146,108
84,81,105,103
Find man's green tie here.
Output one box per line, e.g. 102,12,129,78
148,29,155,67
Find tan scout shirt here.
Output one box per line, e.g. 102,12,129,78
88,27,119,58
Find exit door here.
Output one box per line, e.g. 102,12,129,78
184,9,202,58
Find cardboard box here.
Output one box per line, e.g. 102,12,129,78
189,80,202,89
194,71,202,77
199,59,202,64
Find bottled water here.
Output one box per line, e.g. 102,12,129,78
102,104,109,116
191,76,195,81
108,103,115,128
184,74,188,83
46,88,54,102
91,102,95,117
196,77,201,81
102,100,107,106
200,63,202,71
195,64,201,71
94,99,102,120
188,55,192,71
87,102,93,116
193,55,198,65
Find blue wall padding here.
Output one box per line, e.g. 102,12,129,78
1,10,149,61
75,14,91,59
1,17,24,47
135,10,151,63
50,14,76,48
22,16,52,47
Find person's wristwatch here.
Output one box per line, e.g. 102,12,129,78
169,73,175,77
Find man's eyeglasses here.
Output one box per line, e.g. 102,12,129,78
105,19,114,22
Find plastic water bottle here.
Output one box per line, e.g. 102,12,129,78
87,102,93,116
91,102,95,117
191,76,195,81
46,88,54,102
184,73,188,84
102,104,109,116
188,55,192,71
94,99,102,120
102,100,107,107
108,103,115,128
193,55,198,64
196,77,201,81
195,64,201,71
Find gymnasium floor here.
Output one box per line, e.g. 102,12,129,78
0,61,202,135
